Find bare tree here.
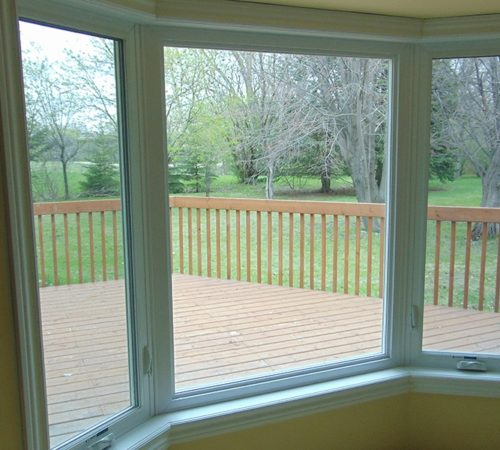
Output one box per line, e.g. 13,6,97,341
308,56,389,204
433,57,500,237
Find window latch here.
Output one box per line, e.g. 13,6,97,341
86,429,114,449
456,357,487,372
411,304,419,328
143,345,152,376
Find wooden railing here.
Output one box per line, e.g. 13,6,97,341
427,206,500,312
33,200,123,287
168,197,385,298
33,197,500,312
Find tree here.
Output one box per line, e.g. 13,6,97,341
433,56,500,237
80,149,120,197
307,56,389,204
22,49,88,199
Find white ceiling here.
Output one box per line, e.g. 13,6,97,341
234,0,500,19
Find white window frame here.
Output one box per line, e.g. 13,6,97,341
4,0,500,448
409,38,500,373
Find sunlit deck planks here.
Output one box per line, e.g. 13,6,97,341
40,274,500,446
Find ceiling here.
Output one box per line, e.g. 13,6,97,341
235,0,500,19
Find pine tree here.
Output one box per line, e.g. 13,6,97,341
80,150,120,197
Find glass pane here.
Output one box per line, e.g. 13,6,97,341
20,22,132,447
165,48,390,391
423,57,500,355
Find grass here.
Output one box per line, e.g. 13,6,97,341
32,166,498,312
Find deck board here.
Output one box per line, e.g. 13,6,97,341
39,274,500,446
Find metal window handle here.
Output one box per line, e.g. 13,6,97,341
87,432,114,449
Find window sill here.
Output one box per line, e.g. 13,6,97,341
113,367,500,449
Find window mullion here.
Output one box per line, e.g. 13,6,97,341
125,25,173,413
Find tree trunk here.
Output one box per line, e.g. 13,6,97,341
320,174,331,193
472,163,500,239
61,159,70,200
265,165,274,199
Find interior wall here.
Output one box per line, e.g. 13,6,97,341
170,393,500,450
407,393,500,450
170,395,408,450
0,107,25,448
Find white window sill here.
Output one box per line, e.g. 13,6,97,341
112,367,500,450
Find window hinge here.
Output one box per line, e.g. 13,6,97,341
86,429,114,449
411,304,419,328
143,345,152,376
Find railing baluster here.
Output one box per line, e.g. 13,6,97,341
178,208,184,274
197,208,202,276
246,210,251,282
309,214,314,290
344,215,350,294
479,222,488,310
379,217,385,298
448,221,456,307
63,213,70,284
463,221,472,309
333,215,338,293
226,209,231,279
113,210,118,280
76,212,83,283
89,212,95,283
38,215,46,287
51,214,58,286
267,211,272,285
188,208,193,275
169,207,173,269
236,210,241,281
278,212,283,285
300,213,305,289
101,211,107,281
257,211,262,283
206,208,212,277
216,209,221,278
288,213,294,287
367,216,373,297
321,214,326,291
433,220,441,305
355,216,361,295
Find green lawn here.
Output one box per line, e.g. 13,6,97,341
32,169,498,312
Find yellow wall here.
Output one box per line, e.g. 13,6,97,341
0,113,25,448
171,394,500,450
171,395,408,450
407,393,500,450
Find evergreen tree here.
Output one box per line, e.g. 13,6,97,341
80,150,120,197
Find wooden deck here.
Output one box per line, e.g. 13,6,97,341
40,274,500,446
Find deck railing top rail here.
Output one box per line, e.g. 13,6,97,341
33,197,500,223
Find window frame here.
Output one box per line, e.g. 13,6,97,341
9,5,168,449
410,38,500,373
6,0,500,449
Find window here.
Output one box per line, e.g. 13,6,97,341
165,46,391,393
19,21,138,447
422,55,500,357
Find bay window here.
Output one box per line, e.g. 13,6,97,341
1,0,500,449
